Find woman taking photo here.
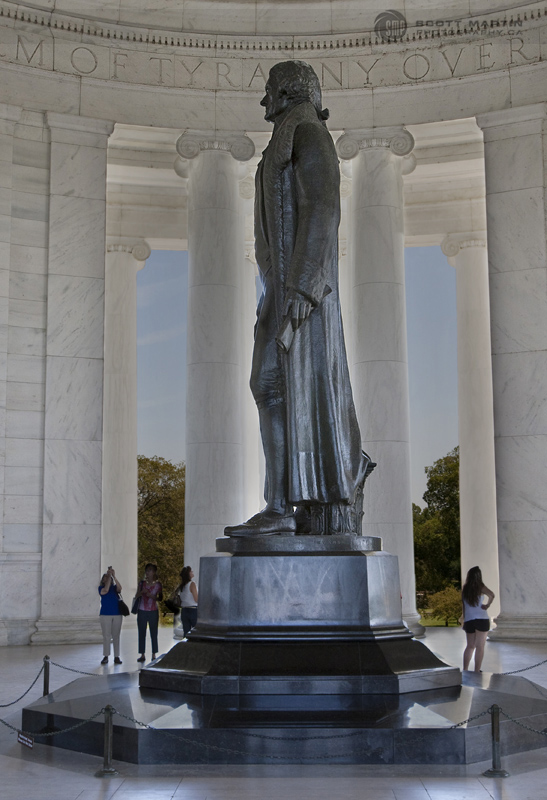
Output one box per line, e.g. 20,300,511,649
98,567,123,665
462,566,495,672
179,566,198,637
135,563,163,663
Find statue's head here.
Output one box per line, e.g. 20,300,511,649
261,60,327,123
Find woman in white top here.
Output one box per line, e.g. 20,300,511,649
462,566,495,672
178,565,198,638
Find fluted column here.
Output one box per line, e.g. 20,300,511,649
336,127,423,636
102,238,150,601
32,112,114,645
176,132,255,576
477,104,547,640
441,234,499,619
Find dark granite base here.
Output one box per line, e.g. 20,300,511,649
139,638,461,695
22,671,547,765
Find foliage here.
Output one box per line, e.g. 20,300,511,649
138,455,185,614
413,447,460,594
426,586,462,627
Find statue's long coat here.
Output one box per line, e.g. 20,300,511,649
253,101,364,505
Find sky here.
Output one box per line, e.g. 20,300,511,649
137,246,458,507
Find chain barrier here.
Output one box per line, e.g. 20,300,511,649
47,660,97,677
499,657,547,676
0,708,107,739
499,707,547,738
0,665,44,708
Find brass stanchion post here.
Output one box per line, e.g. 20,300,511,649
483,704,510,777
42,655,50,696
95,705,119,777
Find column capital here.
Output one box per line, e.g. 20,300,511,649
45,112,114,146
336,127,414,160
476,103,547,139
176,131,255,163
107,238,151,264
441,233,487,263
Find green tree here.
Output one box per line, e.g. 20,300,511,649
138,455,185,612
427,586,462,626
413,446,460,594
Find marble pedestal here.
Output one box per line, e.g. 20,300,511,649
140,536,460,695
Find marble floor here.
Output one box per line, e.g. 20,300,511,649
1,624,547,799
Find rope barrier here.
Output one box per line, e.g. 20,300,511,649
0,665,44,708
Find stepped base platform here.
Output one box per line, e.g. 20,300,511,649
22,670,547,764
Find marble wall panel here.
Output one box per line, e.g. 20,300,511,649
182,0,254,33
353,360,410,443
10,217,48,249
485,188,546,274
6,409,43,439
6,381,44,412
257,0,331,33
359,439,412,525
4,495,41,524
46,275,104,358
11,190,48,222
43,440,102,525
185,441,243,526
495,435,547,522
118,0,183,29
0,65,80,116
9,298,46,329
483,134,544,194
489,269,547,355
4,466,42,495
7,354,45,384
372,74,511,127
0,558,41,618
44,357,103,441
497,519,547,614
186,362,242,446
40,524,101,617
48,196,107,279
9,270,47,302
6,437,43,467
12,137,49,171
492,352,547,438
508,63,547,107
11,165,49,196
50,144,108,201
187,284,240,366
353,282,407,363
9,244,48,274
7,326,45,357
187,208,241,286
79,81,216,129
2,523,41,552
352,206,404,284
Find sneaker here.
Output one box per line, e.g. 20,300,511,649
114,657,122,665
137,655,145,662
152,653,157,660
101,656,108,665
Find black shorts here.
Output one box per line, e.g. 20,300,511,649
463,618,490,633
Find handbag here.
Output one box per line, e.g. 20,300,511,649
131,582,141,615
164,589,182,615
118,594,130,616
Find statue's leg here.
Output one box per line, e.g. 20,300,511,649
258,400,292,516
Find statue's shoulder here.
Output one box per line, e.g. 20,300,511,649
271,102,324,167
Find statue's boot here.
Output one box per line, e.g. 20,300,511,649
225,509,297,537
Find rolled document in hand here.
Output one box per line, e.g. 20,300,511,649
276,315,295,353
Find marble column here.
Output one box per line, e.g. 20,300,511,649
476,104,547,640
175,132,254,577
336,128,423,636
32,113,114,645
441,234,500,619
0,102,21,645
102,238,150,601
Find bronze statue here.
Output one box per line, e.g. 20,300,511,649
226,61,374,538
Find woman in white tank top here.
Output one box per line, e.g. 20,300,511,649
461,566,495,672
178,565,198,638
